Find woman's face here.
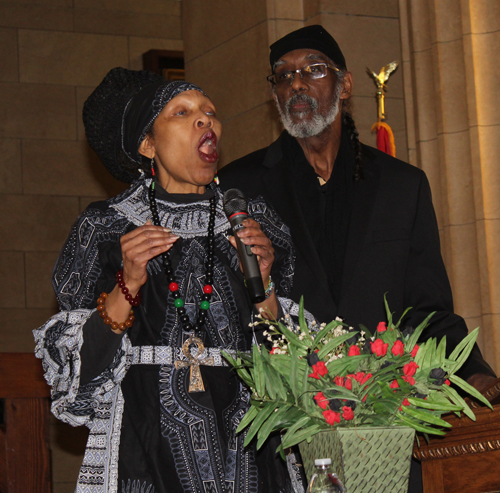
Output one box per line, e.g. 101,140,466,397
139,90,222,194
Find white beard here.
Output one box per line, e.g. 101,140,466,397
274,84,342,139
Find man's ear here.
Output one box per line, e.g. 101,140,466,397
339,72,353,100
139,135,155,159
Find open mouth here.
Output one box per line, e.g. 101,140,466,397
197,131,218,163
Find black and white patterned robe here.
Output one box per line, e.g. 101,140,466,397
33,178,305,493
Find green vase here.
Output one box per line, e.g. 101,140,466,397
298,426,415,493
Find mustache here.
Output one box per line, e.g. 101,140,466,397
285,93,319,113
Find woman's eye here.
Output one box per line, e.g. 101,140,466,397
175,110,186,116
206,110,216,117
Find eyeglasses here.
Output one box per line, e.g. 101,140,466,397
267,63,340,86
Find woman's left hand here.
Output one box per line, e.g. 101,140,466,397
228,218,275,282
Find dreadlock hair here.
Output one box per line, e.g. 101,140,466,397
341,99,363,181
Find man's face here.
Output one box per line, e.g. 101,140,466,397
272,49,350,138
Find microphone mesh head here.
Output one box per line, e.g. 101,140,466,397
223,188,248,217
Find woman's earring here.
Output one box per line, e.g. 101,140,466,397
214,170,219,185
150,157,155,178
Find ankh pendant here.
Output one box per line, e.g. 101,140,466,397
174,335,214,392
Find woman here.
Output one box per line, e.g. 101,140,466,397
33,68,302,492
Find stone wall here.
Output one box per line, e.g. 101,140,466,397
183,0,408,167
0,1,182,490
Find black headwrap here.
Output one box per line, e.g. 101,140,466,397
269,25,346,71
122,80,205,165
83,67,205,183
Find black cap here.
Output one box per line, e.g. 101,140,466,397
269,25,346,71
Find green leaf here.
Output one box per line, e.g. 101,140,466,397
401,406,452,428
395,306,413,329
280,415,311,444
281,424,322,449
243,401,278,447
276,320,310,350
317,333,354,360
408,312,435,350
440,383,476,420
420,338,436,370
384,294,393,328
447,328,479,375
289,344,299,401
256,405,291,450
449,327,479,362
397,414,447,436
253,344,265,397
298,297,310,337
236,405,260,434
449,374,493,409
435,336,447,367
312,321,349,348
407,397,462,412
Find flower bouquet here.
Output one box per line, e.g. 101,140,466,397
223,298,492,490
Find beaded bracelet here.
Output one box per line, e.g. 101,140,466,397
97,292,135,331
264,276,275,299
116,269,141,307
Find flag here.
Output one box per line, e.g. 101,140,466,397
371,122,396,157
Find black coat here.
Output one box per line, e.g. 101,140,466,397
219,132,494,380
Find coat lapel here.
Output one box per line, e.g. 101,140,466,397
339,146,381,303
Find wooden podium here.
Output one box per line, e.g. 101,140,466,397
0,353,52,493
414,380,500,493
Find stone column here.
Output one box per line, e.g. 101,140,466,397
399,0,500,372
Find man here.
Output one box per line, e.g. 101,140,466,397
219,25,495,490
220,25,495,391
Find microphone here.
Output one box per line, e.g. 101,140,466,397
223,189,265,303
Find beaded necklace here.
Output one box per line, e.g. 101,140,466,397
148,179,216,334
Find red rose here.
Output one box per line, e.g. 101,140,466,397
370,339,389,357
411,344,419,358
377,322,387,332
315,361,328,377
309,361,328,380
348,345,361,356
352,372,365,383
270,348,276,355
391,340,404,357
334,376,344,387
403,362,419,377
389,379,399,389
402,398,410,406
360,373,373,385
314,392,328,410
342,406,354,421
345,377,352,391
402,375,415,385
323,410,341,426
445,379,451,386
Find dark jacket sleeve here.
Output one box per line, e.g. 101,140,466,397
402,173,495,380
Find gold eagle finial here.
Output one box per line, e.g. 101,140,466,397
366,61,398,121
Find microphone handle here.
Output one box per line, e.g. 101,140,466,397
229,213,266,304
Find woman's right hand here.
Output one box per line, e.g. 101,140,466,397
120,220,179,295
102,221,178,333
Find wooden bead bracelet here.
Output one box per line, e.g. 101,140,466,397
97,292,135,331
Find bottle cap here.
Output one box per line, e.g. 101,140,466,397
314,458,332,466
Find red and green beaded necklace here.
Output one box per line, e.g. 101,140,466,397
148,175,216,334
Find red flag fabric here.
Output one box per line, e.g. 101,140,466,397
371,122,396,157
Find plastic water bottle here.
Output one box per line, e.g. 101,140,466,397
306,458,346,493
